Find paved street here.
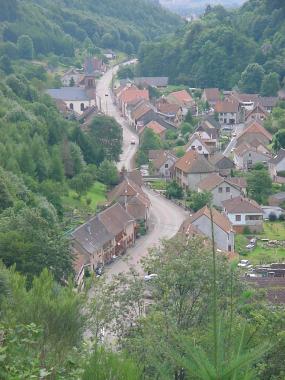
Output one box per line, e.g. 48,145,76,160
96,65,187,278
96,63,138,171
223,123,245,157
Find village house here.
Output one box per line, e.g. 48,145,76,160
156,99,183,126
167,89,195,116
130,101,153,128
108,178,151,228
185,133,213,156
245,103,269,123
195,118,220,149
222,196,264,233
233,141,272,170
179,206,235,252
133,77,169,88
47,73,96,115
235,120,272,147
201,88,221,107
139,120,166,140
118,85,149,117
215,99,241,124
174,150,217,190
71,203,136,284
209,152,235,176
259,97,279,113
197,173,244,208
268,149,285,180
149,150,177,178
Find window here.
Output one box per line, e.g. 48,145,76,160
198,146,202,151
235,215,241,221
165,163,168,168
249,153,251,157
218,187,223,193
228,245,232,252
226,187,230,193
69,103,74,110
191,145,195,150
80,103,85,111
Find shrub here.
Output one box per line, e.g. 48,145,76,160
269,212,277,222
243,226,251,235
279,213,285,221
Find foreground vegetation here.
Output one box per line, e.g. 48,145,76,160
1,236,285,378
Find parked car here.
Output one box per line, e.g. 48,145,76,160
246,243,255,250
144,273,158,282
131,138,136,145
238,259,252,268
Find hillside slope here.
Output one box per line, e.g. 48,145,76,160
138,0,285,91
0,0,182,56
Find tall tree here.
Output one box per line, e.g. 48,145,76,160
261,72,280,96
17,35,34,60
238,63,265,93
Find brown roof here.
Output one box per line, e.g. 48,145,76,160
108,178,149,205
203,88,220,102
156,102,180,115
234,142,270,157
189,205,233,233
99,203,134,236
168,90,193,105
228,177,247,189
222,196,263,214
237,121,272,142
145,120,166,136
132,103,152,120
120,87,149,104
175,150,216,174
245,103,269,120
197,173,241,192
149,149,165,160
152,150,177,170
126,194,150,220
215,100,239,113
122,169,143,187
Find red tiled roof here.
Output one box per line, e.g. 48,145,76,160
215,100,239,113
203,88,220,102
169,90,193,104
120,87,149,104
145,120,166,135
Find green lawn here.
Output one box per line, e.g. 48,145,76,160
235,221,285,264
149,180,167,191
62,182,107,214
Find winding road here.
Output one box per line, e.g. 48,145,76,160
96,64,187,277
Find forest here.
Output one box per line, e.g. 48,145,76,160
138,0,285,91
0,0,181,57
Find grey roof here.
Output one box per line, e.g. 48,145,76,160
269,149,285,165
71,217,113,254
270,192,285,200
210,153,235,169
259,97,278,108
46,87,91,101
134,77,169,87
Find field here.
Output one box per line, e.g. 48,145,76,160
62,182,107,214
235,222,285,264
149,179,167,191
